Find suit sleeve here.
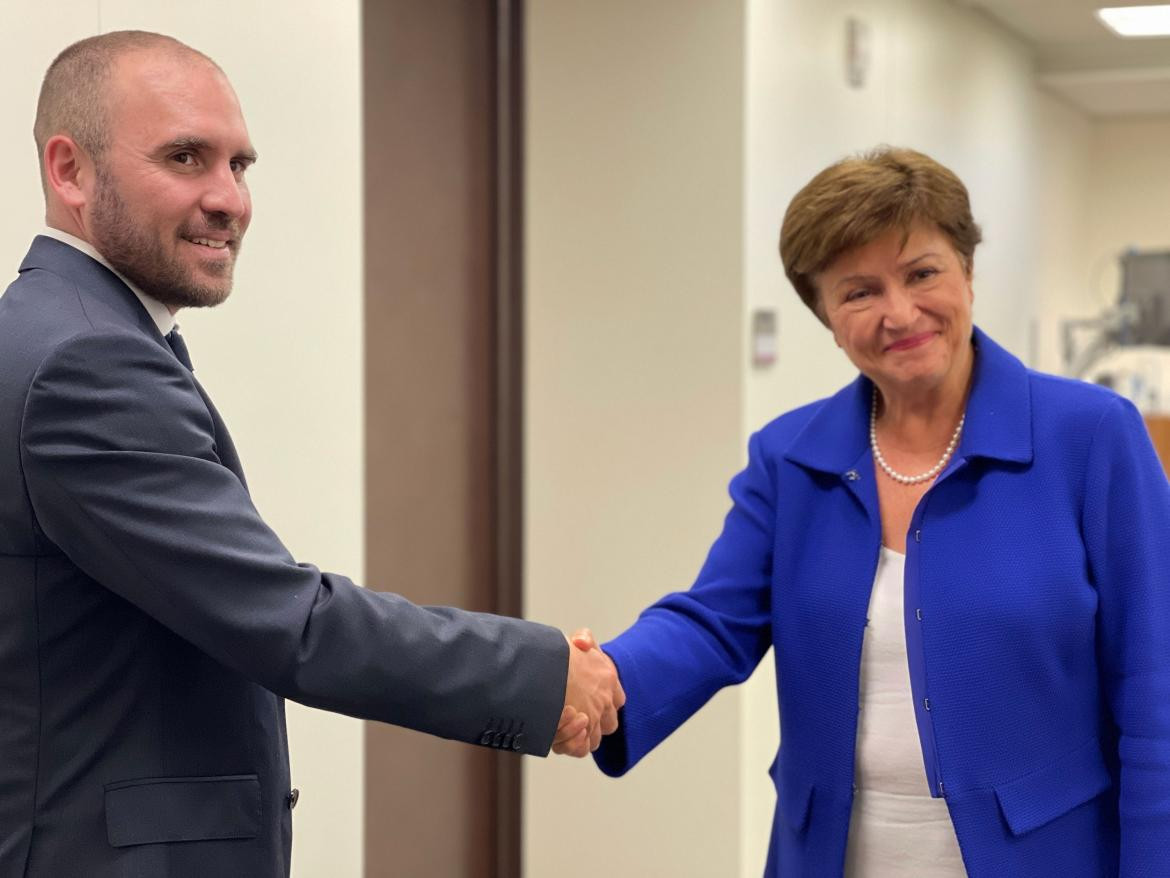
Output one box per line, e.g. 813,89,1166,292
594,430,775,776
1082,396,1170,873
19,330,568,755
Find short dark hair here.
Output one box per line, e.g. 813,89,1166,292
779,146,982,325
34,31,217,186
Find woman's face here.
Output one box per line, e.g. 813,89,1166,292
817,223,974,400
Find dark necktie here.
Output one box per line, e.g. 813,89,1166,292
165,329,194,372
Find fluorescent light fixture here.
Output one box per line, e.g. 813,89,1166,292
1097,5,1170,37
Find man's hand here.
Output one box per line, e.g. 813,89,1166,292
555,628,624,757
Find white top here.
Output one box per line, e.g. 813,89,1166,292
844,547,967,876
39,226,177,336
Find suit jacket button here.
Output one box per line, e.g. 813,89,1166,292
288,788,300,810
480,730,494,745
493,732,506,748
511,734,523,751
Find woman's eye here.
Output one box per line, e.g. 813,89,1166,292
845,288,871,302
911,267,938,282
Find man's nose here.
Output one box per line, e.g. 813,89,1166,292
200,163,248,220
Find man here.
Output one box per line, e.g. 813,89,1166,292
0,31,619,876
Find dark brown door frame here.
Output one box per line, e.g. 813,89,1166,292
362,1,525,875
492,0,525,873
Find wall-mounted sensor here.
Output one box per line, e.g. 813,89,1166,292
752,309,777,368
845,17,872,89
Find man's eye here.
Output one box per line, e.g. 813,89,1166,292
172,152,196,166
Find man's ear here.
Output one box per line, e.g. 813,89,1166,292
44,135,92,210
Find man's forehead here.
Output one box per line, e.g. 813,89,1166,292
113,46,221,87
108,50,251,147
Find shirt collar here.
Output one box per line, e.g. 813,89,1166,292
40,226,177,336
782,326,1033,476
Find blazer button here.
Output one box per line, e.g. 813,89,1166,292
511,733,524,751
480,730,494,746
287,788,300,810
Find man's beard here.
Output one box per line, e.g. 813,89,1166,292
90,165,241,310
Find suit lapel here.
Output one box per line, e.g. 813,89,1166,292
22,236,250,490
191,377,249,492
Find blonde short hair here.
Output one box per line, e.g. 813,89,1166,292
779,146,982,324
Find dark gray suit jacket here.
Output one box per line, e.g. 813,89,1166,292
0,236,567,877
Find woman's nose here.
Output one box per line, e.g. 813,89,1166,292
881,284,918,328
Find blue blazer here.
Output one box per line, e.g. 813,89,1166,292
595,328,1170,877
0,237,568,877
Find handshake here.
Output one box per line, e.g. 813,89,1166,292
554,628,626,758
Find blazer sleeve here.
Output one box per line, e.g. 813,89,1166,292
594,430,775,776
1082,396,1170,873
19,329,568,755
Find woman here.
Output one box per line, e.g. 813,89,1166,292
583,148,1170,876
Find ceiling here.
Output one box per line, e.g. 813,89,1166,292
956,0,1170,115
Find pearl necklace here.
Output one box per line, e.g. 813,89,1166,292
869,388,965,485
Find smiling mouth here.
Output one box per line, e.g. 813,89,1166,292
886,332,935,352
185,236,230,250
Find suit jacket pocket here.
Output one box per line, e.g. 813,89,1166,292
993,738,1112,836
104,774,261,847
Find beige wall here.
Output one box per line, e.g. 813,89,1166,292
1036,112,1170,396
1,4,365,876
1030,96,1095,374
1017,113,1170,376
1085,115,1170,321
523,0,747,875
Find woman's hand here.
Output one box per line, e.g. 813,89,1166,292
553,628,624,756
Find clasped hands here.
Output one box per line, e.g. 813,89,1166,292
554,628,625,757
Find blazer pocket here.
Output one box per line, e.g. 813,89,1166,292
105,774,261,848
994,738,1112,837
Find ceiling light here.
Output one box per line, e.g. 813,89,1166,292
1097,5,1170,37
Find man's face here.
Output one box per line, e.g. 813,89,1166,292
85,50,256,310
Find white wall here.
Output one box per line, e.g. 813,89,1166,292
0,4,364,876
524,1,747,875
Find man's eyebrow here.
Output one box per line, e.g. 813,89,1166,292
156,136,211,154
155,136,259,164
